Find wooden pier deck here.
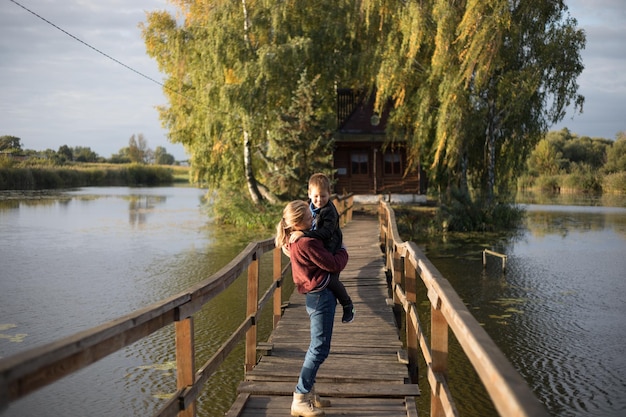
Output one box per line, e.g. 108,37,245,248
226,213,420,417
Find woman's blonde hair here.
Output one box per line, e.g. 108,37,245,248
275,200,309,248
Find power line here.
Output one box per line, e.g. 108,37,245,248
8,0,192,102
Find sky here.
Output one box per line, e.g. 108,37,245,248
1,1,625,162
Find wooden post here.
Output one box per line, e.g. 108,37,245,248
273,246,282,329
392,247,402,305
347,195,353,222
245,252,259,372
430,293,448,417
175,317,195,417
483,249,508,273
404,257,418,384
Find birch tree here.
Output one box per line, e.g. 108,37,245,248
141,0,363,203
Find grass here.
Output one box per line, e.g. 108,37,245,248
0,162,191,190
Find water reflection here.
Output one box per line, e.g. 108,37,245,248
524,204,626,239
126,195,167,226
517,191,626,208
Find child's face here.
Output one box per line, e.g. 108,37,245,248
308,185,330,209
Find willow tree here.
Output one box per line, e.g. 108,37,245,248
363,0,585,206
141,0,365,203
456,0,585,203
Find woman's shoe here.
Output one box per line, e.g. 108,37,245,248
290,392,325,417
311,385,331,407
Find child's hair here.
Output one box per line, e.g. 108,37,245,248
308,172,331,194
275,200,309,248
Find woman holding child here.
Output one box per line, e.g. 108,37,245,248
275,200,349,417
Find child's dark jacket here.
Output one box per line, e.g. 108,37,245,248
305,201,343,253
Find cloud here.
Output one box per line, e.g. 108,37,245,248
0,0,185,159
552,0,626,139
1,0,624,162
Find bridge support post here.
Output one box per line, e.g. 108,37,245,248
404,256,419,384
245,252,259,372
175,317,195,417
430,294,448,417
273,247,282,329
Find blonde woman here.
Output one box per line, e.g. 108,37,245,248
276,200,349,417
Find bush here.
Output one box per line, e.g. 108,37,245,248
393,205,438,241
208,190,284,232
561,164,602,193
517,174,536,190
603,172,626,193
415,187,527,234
534,175,562,192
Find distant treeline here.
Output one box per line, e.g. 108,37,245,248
0,164,186,190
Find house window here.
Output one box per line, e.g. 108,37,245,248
351,152,368,175
384,152,402,175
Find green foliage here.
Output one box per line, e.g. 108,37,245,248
73,147,100,163
561,164,602,193
207,190,283,232
393,205,439,240
603,172,626,194
57,145,73,162
534,175,562,193
141,0,364,201
526,138,563,176
154,146,176,165
522,128,622,194
603,134,626,174
0,135,22,152
436,189,525,233
127,134,151,164
366,0,585,205
265,71,335,200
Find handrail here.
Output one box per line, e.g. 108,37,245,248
0,194,353,416
378,201,548,417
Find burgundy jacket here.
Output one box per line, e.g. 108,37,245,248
288,237,349,294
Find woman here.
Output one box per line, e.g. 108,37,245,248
275,200,349,417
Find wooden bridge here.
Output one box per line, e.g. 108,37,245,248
225,213,419,416
0,196,548,417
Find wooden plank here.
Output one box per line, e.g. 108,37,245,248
224,392,250,417
237,395,413,417
237,381,419,398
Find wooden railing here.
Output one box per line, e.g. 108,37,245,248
378,201,548,417
0,194,353,417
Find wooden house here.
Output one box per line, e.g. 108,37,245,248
332,89,427,195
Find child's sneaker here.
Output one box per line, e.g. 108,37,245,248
342,304,354,323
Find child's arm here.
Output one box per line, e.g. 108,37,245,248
304,206,338,241
289,230,305,244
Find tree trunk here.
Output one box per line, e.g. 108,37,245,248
244,130,263,204
485,97,500,205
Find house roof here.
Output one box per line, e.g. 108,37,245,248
337,89,390,135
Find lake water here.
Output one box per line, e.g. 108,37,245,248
414,194,626,417
1,187,625,416
0,186,283,417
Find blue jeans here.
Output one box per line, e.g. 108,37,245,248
295,287,336,394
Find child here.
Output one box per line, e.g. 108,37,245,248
290,173,355,323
